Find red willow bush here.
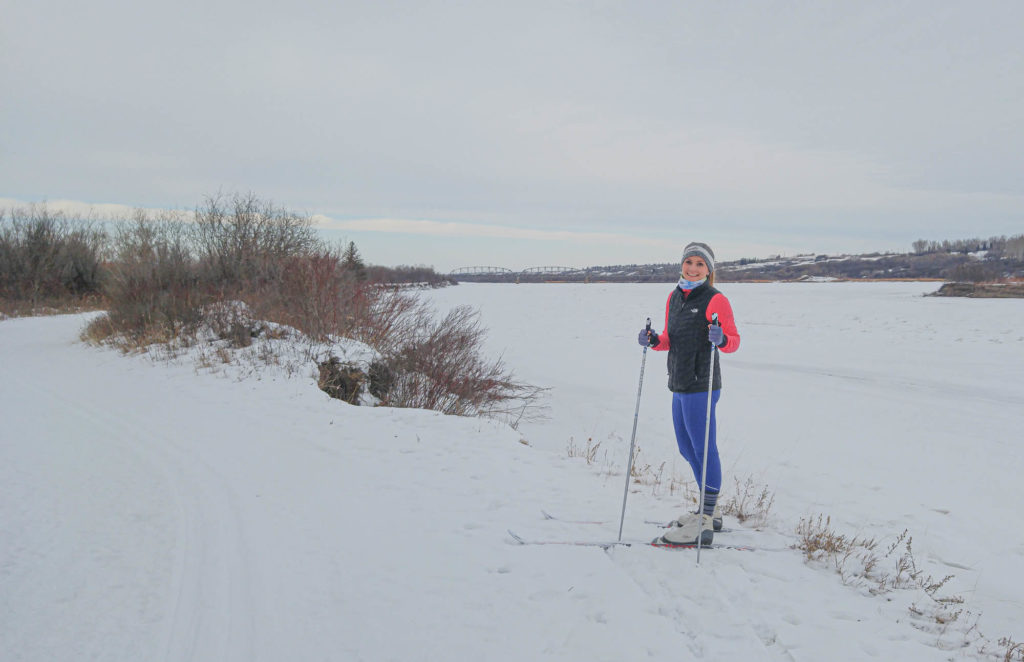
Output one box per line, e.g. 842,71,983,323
80,192,541,421
369,303,545,419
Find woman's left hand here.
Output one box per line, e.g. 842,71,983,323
708,325,725,347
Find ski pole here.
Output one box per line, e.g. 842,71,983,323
618,318,651,542
696,312,719,565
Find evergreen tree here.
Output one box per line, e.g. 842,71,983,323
342,241,367,281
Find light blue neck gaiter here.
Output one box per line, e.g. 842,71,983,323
678,277,706,290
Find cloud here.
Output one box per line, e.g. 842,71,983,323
0,198,186,221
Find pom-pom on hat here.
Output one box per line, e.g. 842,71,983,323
682,242,715,273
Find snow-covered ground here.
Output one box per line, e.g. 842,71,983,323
2,282,1022,661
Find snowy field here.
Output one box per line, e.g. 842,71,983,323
2,281,1023,661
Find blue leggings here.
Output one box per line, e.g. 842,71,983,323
671,390,721,494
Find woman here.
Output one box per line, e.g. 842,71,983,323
638,241,741,546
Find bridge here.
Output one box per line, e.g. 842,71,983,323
447,264,680,283
519,266,584,276
448,266,590,282
448,267,517,277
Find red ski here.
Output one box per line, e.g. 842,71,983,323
507,529,759,552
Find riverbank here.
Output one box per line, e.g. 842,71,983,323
929,282,1024,298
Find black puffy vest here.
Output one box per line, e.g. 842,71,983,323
666,283,722,393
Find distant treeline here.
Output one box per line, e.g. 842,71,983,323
4,200,1021,303
0,197,452,315
911,235,1024,259
366,264,455,287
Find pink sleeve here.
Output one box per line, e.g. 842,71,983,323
707,293,740,353
651,291,672,351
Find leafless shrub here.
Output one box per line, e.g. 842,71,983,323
349,286,423,355
0,203,106,309
91,209,203,345
248,247,369,342
193,191,319,288
75,192,542,423
371,304,545,419
88,198,328,348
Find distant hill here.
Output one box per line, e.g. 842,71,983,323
717,250,1020,282
453,245,1024,284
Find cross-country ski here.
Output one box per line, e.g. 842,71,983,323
541,509,735,532
508,530,762,552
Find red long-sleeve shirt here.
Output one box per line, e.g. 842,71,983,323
651,288,741,354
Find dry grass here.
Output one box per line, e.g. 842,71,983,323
999,638,1024,662
2,294,106,320
567,436,603,464
795,515,961,601
721,476,775,525
630,454,694,498
558,440,1018,659
563,436,778,523
790,514,1024,655
796,514,877,565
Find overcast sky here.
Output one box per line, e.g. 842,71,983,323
3,1,1022,271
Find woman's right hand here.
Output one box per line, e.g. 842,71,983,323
637,329,659,347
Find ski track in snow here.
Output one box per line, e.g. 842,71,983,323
1,316,257,661
3,282,1022,661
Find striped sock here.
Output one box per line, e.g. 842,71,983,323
702,490,719,518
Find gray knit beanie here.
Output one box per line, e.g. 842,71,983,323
682,242,715,273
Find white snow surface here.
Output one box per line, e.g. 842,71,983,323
2,282,1022,661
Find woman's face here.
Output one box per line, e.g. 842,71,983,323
681,256,710,281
